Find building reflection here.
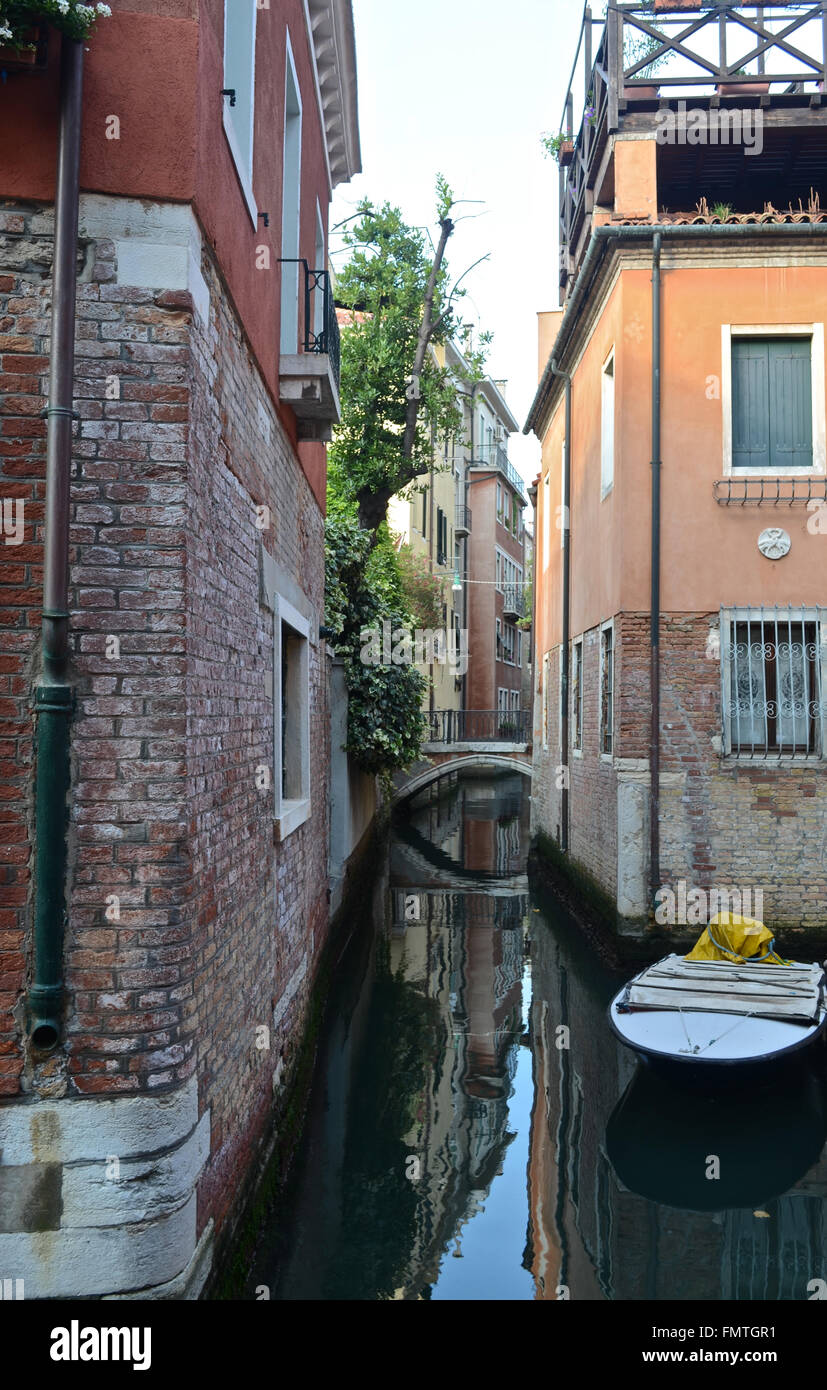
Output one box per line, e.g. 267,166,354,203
525,900,827,1301
387,772,530,1295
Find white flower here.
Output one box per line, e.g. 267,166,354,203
0,23,12,40
56,0,70,13
96,2,112,13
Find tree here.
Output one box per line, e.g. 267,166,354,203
330,177,488,535
324,179,490,778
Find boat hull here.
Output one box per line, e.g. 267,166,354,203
609,992,827,1088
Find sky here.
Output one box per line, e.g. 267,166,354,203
330,0,588,490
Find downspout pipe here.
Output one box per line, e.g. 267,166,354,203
550,357,572,854
650,231,663,904
28,38,84,1052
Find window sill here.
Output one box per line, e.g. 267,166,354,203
275,797,312,842
572,748,583,759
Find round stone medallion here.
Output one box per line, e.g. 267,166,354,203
758,527,791,561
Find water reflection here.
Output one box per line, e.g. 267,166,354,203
247,770,827,1301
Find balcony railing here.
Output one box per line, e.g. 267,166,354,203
303,265,341,390
455,503,472,535
502,585,527,620
426,709,531,745
471,443,528,503
557,2,827,298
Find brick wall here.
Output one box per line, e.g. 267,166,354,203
532,610,827,934
0,199,330,1244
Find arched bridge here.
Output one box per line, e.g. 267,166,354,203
392,709,533,806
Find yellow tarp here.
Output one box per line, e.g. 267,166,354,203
685,913,789,966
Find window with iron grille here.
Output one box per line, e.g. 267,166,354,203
600,624,614,755
572,638,583,752
722,608,826,759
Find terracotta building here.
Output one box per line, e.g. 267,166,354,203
466,382,528,734
0,0,359,1296
528,0,827,935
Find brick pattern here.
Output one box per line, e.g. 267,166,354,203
0,201,331,1240
532,611,827,932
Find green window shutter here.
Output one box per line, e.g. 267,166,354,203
732,339,771,470
732,337,813,470
768,338,812,469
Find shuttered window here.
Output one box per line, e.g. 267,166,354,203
732,337,813,470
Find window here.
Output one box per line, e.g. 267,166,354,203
724,326,825,476
436,508,448,565
542,653,550,750
601,349,615,496
223,0,258,224
512,496,519,534
313,201,326,342
600,623,614,756
722,608,825,759
275,596,311,837
572,639,583,752
280,33,303,354
496,618,502,660
733,337,812,470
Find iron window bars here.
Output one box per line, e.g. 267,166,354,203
721,605,827,758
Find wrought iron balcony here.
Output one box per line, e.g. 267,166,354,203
455,503,472,536
279,260,341,441
471,443,528,504
426,709,531,745
502,585,527,620
557,2,827,301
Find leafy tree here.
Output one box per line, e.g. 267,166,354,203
325,180,490,778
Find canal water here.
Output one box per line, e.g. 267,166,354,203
248,770,827,1301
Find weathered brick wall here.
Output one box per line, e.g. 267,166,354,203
0,200,331,1243
184,243,328,1237
533,608,827,933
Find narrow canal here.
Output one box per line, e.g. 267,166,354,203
247,771,827,1301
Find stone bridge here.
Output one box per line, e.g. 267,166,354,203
392,709,533,806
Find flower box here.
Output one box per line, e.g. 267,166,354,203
0,26,47,71
717,80,771,96
624,85,659,100
559,140,575,167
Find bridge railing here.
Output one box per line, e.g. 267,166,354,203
426,709,531,744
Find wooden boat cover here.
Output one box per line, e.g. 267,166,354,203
622,955,826,1025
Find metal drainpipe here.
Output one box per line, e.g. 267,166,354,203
28,38,84,1052
550,357,572,854
650,231,663,904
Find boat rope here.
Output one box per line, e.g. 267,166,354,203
695,1011,757,1055
677,1009,699,1055
705,924,793,967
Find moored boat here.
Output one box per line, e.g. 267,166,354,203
609,917,827,1085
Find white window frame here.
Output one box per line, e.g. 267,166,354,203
572,637,584,757
222,0,258,227
721,324,826,477
280,29,304,355
274,594,312,838
601,347,615,498
313,198,326,342
599,618,615,762
720,606,827,761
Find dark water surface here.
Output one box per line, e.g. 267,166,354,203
248,771,827,1301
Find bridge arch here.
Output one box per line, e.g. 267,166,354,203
392,754,533,807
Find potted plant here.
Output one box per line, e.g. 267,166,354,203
0,1,111,61
718,67,770,96
541,132,575,166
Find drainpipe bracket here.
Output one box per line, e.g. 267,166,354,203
34,683,75,714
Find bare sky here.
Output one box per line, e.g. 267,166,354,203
331,0,586,488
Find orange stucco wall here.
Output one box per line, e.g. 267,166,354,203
535,256,827,656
